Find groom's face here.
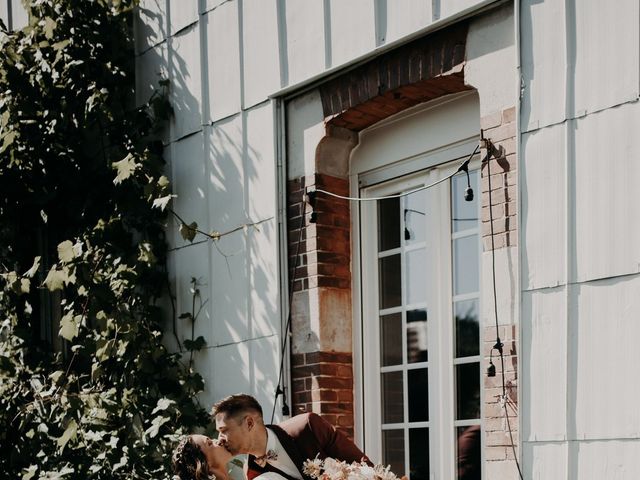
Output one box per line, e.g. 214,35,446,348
215,412,251,455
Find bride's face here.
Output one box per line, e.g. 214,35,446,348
191,434,233,473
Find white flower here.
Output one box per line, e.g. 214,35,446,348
323,458,348,480
303,457,324,479
303,457,399,480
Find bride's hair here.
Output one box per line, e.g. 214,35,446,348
172,435,214,480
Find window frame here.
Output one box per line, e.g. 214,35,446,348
357,153,483,480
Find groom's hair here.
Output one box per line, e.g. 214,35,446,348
212,393,263,420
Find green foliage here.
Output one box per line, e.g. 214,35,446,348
0,1,210,478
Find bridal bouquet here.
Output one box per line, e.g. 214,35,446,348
302,457,400,480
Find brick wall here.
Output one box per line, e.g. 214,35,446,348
319,21,470,131
483,324,518,462
287,173,355,439
287,174,351,293
480,107,519,475
291,351,355,439
481,106,517,250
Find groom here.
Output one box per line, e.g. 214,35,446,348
213,394,372,480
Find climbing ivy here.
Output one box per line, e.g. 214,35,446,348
0,1,210,478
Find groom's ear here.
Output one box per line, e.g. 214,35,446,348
245,414,255,431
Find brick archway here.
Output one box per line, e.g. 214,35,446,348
287,19,474,440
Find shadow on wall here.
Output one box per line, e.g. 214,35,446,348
135,0,285,416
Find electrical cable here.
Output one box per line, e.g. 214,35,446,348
310,145,479,203
486,145,524,480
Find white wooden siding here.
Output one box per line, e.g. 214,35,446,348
169,23,203,140
135,0,168,54
574,103,640,282
283,0,326,85
520,0,566,131
204,1,242,122
521,1,640,478
521,124,567,291
521,287,567,442
241,0,282,108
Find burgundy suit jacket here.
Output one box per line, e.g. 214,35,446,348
246,413,371,480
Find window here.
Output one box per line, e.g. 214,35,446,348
360,158,482,480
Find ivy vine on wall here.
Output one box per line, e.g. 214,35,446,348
0,1,211,478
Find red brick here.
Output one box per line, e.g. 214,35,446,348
336,365,353,378
305,351,352,364
337,390,353,402
291,354,305,367
320,402,354,414
317,389,338,402
337,415,354,427
314,376,353,389
294,391,311,404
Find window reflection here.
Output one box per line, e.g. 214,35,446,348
379,197,401,251
381,313,403,366
409,428,430,480
407,309,428,363
383,430,405,477
456,426,481,480
405,248,427,304
453,235,479,295
455,363,481,420
379,255,401,309
408,368,429,422
382,371,404,423
454,300,479,358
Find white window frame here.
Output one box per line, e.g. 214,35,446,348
357,153,482,480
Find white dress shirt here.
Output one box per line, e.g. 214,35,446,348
263,427,302,480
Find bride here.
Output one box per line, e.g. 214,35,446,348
172,434,285,480
172,434,240,480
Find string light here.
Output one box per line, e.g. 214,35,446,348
306,145,480,205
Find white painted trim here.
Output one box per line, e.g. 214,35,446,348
275,97,292,421
351,170,366,448
356,155,483,479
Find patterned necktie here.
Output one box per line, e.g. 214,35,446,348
254,449,278,467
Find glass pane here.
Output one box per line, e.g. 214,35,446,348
456,426,482,480
408,368,429,422
403,189,426,244
379,255,401,309
405,248,427,304
381,313,402,366
407,309,428,363
379,197,401,251
453,235,479,295
452,169,479,233
409,428,430,480
382,430,405,477
455,363,481,420
382,371,404,423
455,300,480,358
